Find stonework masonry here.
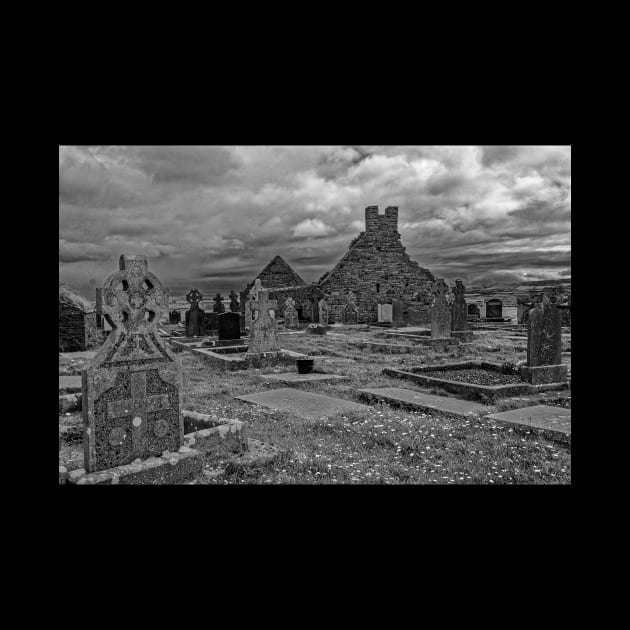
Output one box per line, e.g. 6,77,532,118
318,206,435,323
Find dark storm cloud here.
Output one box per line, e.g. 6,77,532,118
59,145,570,297
132,146,240,185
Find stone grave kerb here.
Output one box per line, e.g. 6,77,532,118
82,255,183,473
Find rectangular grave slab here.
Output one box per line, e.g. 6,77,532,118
358,387,488,420
60,375,82,393
235,388,366,420
488,405,571,442
261,372,349,384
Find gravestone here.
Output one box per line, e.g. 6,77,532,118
203,312,218,333
467,303,480,318
378,303,393,323
284,296,299,329
185,289,204,337
343,291,358,325
318,297,330,325
451,279,468,331
218,312,241,340
169,310,181,324
430,278,451,338
248,290,279,354
213,293,225,314
229,290,239,313
82,255,183,473
392,299,404,325
521,293,568,384
485,298,503,319
516,295,533,325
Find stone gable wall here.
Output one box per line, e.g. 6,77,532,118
319,206,435,323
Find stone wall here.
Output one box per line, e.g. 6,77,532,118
319,206,435,323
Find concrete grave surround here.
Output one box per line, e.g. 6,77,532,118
236,387,366,420
82,255,184,473
284,296,299,329
247,289,279,354
185,289,204,337
431,278,452,338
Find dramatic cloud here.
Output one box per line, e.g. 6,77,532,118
59,145,571,298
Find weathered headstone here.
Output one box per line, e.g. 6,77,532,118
82,255,183,473
218,312,241,341
392,299,404,325
430,278,451,338
521,293,568,384
203,312,218,333
185,289,204,337
229,290,239,313
318,297,330,325
485,298,503,319
284,296,299,329
467,303,480,319
451,279,468,331
169,310,181,324
378,303,393,323
516,295,532,325
248,290,279,354
213,293,225,314
343,291,358,325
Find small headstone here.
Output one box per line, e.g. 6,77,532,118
229,290,240,313
185,289,204,337
318,297,330,325
169,310,181,324
467,303,480,318
378,303,393,323
430,278,451,338
343,291,358,325
203,312,218,333
213,293,225,314
218,312,240,341
82,255,183,473
284,296,299,329
248,289,279,354
451,279,468,331
485,298,503,319
521,294,568,384
392,299,404,325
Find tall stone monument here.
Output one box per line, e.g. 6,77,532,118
431,278,451,338
318,296,330,325
229,290,240,313
521,293,568,384
248,290,279,354
343,291,358,325
451,279,468,331
284,296,299,329
82,255,184,473
185,288,204,337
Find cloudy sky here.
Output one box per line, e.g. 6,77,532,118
59,146,571,299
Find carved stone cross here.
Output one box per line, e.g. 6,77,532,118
251,290,277,320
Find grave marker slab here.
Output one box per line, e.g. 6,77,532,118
248,289,279,354
262,372,348,384
431,278,451,338
488,405,571,441
82,255,183,473
378,303,393,323
451,279,468,331
236,388,366,420
284,296,299,329
218,312,241,341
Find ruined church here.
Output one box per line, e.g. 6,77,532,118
243,205,436,323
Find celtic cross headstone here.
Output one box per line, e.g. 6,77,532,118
431,278,451,338
213,293,225,314
185,288,204,337
82,255,183,473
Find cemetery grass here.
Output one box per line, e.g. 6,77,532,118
179,329,571,485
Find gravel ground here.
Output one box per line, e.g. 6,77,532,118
421,368,524,386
